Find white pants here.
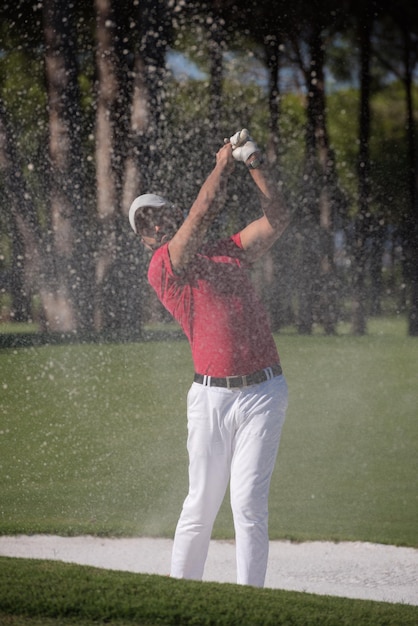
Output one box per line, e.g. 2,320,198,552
170,374,288,587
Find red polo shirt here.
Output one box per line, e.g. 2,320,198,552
147,233,280,377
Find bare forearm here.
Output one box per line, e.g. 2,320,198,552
249,164,290,232
168,144,234,271
189,162,230,225
249,164,275,199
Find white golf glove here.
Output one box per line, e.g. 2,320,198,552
229,128,261,165
229,128,250,149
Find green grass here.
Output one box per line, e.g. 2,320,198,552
0,316,417,625
271,316,418,545
0,339,191,537
0,557,417,626
0,316,417,545
0,322,40,334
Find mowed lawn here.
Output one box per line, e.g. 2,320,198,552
0,316,417,546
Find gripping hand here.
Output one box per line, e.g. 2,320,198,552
229,128,250,149
228,128,261,166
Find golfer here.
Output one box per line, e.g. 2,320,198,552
129,130,289,587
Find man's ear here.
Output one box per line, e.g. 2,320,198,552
134,212,143,233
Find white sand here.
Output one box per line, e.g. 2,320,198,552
0,535,417,606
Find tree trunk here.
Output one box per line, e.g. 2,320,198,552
43,0,95,332
127,0,172,335
122,55,149,211
0,101,36,323
208,14,224,149
94,0,123,333
309,29,339,335
0,104,30,323
297,24,339,334
0,101,70,331
262,32,291,331
351,4,373,335
264,33,281,166
9,218,31,322
136,0,171,191
401,25,418,335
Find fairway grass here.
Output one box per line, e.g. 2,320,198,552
0,316,417,546
1,557,418,626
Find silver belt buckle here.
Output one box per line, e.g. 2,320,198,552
226,375,242,389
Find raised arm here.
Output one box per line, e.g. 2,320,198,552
168,143,235,272
239,161,289,262
230,130,290,263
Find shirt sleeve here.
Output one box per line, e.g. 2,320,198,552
231,231,243,249
148,234,247,301
147,244,176,304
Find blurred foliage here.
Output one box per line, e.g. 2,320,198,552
0,0,417,332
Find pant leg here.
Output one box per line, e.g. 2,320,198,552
230,375,288,587
170,383,234,580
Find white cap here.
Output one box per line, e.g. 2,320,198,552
129,193,169,233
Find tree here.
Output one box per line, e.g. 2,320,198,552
0,99,45,323
97,0,174,336
374,1,418,335
42,0,95,332
286,1,345,334
1,0,417,337
350,0,374,335
94,0,132,333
